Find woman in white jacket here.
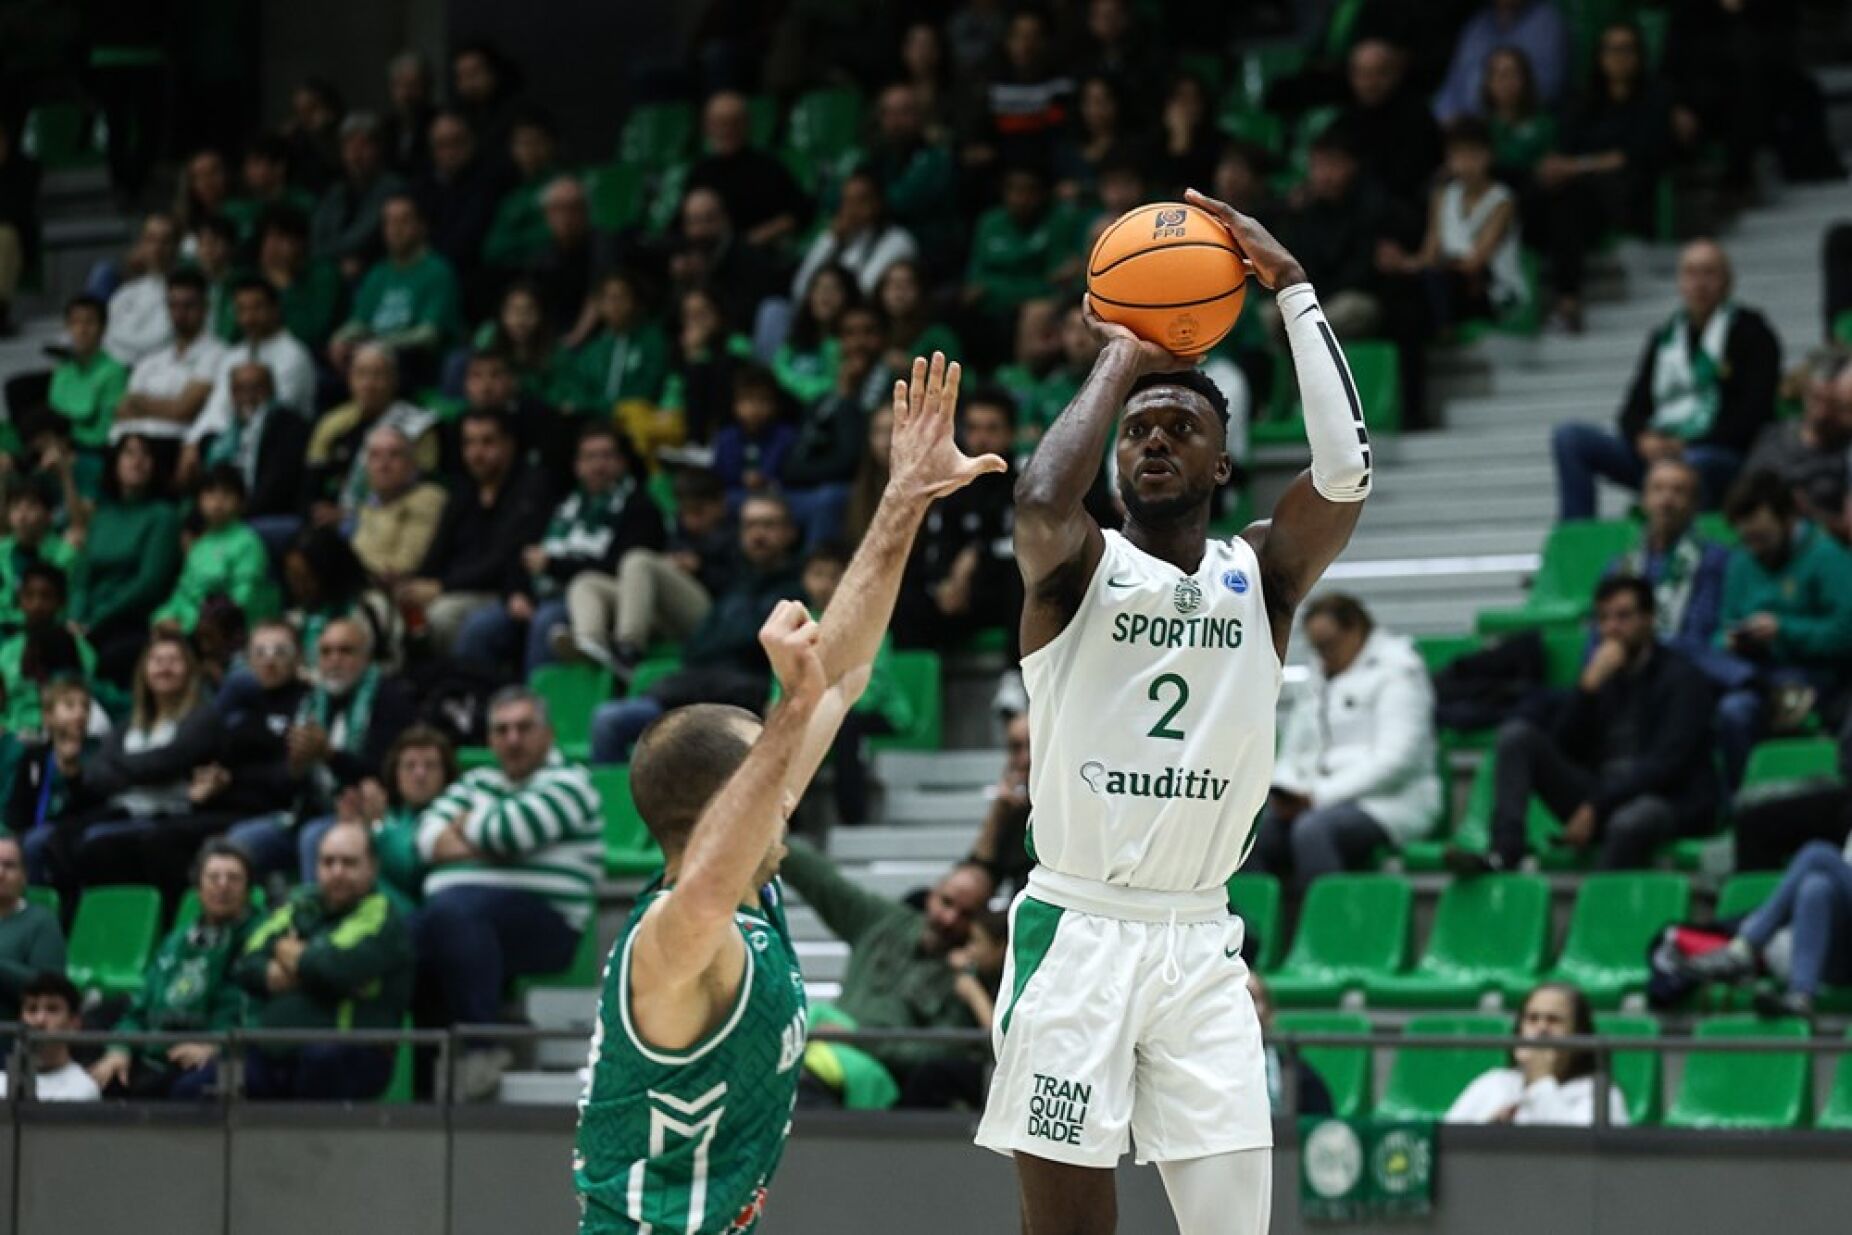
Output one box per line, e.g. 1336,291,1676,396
1255,594,1443,888
1446,982,1631,1127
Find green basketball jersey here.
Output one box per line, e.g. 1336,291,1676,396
575,880,808,1234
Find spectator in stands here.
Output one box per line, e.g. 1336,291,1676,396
1264,127,1391,342
1607,458,1731,673
382,52,435,176
516,176,606,338
451,42,522,165
482,110,566,273
0,115,40,337
774,264,858,406
467,280,559,402
898,20,957,141
89,839,256,1099
399,408,552,658
893,388,1021,655
70,435,181,681
1378,118,1526,338
187,276,317,455
1742,349,1852,543
895,905,1009,1109
1445,981,1628,1125
686,91,812,250
224,137,316,252
210,621,311,874
657,289,753,448
1687,832,1852,1019
189,363,311,553
713,365,799,507
150,466,279,636
231,820,412,1100
1249,971,1335,1117
0,835,65,1023
415,687,601,1099
310,112,403,280
1552,240,1780,519
7,682,95,867
966,707,1033,896
176,150,233,244
877,260,961,378
103,214,181,366
1482,47,1557,198
960,8,1073,173
781,307,883,548
256,207,342,351
1433,0,1570,124
781,839,989,1097
0,481,80,632
474,422,667,672
350,425,448,587
963,165,1084,355
2,974,99,1103
114,269,228,450
306,343,440,524
344,724,456,909
587,492,804,761
556,466,733,679
1154,71,1220,199
1449,577,1719,873
415,110,501,299
1337,39,1443,207
791,171,918,303
53,633,218,894
555,270,670,421
1259,594,1442,888
1052,75,1135,206
0,564,94,738
192,216,241,342
327,193,463,386
1535,21,1672,333
1208,142,1275,220
665,188,779,335
46,295,128,464
1713,472,1852,787
865,83,960,266
1070,0,1160,91
281,78,344,194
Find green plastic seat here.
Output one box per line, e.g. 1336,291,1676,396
1275,1010,1372,1118
1834,309,1852,348
1740,737,1840,790
23,886,60,918
67,885,163,997
1665,1015,1811,1129
1540,874,1691,1007
1715,871,1782,921
1365,875,1550,1008
586,162,646,232
1226,873,1282,972
619,101,695,170
594,764,663,878
458,745,497,771
531,663,615,762
1476,520,1639,635
786,87,862,169
1267,875,1411,1007
1234,45,1308,112
867,651,943,752
22,102,100,167
1443,754,1571,870
1376,1014,1510,1121
1817,1028,1852,1130
743,94,779,149
645,161,692,233
1260,341,1402,438
1594,1013,1662,1125
381,1015,416,1104
1415,634,1479,676
628,654,683,698
1215,108,1284,155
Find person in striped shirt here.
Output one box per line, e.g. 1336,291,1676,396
413,684,601,1098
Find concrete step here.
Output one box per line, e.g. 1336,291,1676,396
1339,524,1551,559
880,788,989,825
829,824,981,862
872,750,1000,791
795,940,849,981
499,1071,583,1106
1318,562,1531,597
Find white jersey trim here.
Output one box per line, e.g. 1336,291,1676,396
616,910,755,1068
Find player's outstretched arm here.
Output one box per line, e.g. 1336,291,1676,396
1185,189,1368,633
1015,303,1194,653
815,351,1005,688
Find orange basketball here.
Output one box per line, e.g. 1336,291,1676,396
1086,202,1247,356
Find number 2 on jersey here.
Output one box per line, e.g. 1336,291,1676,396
1147,673,1190,740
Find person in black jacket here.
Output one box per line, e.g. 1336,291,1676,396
415,110,506,318
1334,39,1444,212
1552,240,1780,520
782,304,881,547
396,407,552,660
201,362,311,547
1449,576,1719,874
893,388,1022,658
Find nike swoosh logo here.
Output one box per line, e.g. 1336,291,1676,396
1224,947,1241,959
1107,574,1138,588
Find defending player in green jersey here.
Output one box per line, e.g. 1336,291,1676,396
574,351,1005,1234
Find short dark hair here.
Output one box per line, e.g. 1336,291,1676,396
197,462,248,500
1127,369,1231,425
232,274,280,303
64,294,107,325
166,267,208,297
804,539,851,572
1594,574,1656,614
458,405,516,440
383,724,459,805
196,214,238,245
245,134,292,166
1444,116,1493,150
672,466,726,506
963,384,1019,429
1095,153,1146,184
383,190,424,220
5,479,50,510
191,837,256,891
1309,123,1359,161
631,704,763,853
1304,592,1374,634
18,561,68,602
23,971,81,1014
467,346,512,371
259,204,311,242
509,105,558,138
732,363,781,402
1724,470,1794,524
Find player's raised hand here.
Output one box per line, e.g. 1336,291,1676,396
1081,294,1200,376
889,351,1009,502
1183,187,1307,291
760,599,827,707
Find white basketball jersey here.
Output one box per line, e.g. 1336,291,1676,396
1022,529,1280,893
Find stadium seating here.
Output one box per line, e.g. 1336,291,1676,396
867,651,945,752
1739,737,1841,790
1226,873,1282,971
1375,1014,1509,1121
1475,520,1638,636
1818,1029,1852,1131
1594,1013,1664,1126
1665,1016,1812,1130
786,87,862,174
1539,873,1690,1007
1274,1010,1372,1118
530,663,613,762
593,764,662,878
1267,875,1411,1006
1364,874,1550,1007
1407,753,1567,873
66,885,162,997
585,163,646,232
618,101,695,170
1715,871,1782,921
1250,340,1403,443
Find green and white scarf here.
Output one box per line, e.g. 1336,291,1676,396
204,402,273,491
1650,304,1735,440
296,664,380,803
1624,534,1704,641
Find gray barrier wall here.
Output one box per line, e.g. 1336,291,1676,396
8,1107,1852,1235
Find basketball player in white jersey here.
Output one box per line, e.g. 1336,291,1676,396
975,189,1372,1235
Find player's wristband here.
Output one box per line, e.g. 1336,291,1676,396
1279,284,1372,503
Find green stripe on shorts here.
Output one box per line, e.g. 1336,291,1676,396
999,897,1063,1038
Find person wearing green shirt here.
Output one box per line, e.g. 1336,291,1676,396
963,165,1086,328
223,136,319,253
773,264,852,406
86,839,256,1099
875,258,961,377
328,193,463,380
555,271,670,412
151,465,281,635
190,215,242,342
0,834,65,1025
70,433,182,680
47,295,129,456
1484,46,1559,189
356,724,458,911
482,113,564,271
0,562,98,735
0,482,81,633
257,207,343,350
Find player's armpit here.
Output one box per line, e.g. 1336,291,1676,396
627,899,750,1053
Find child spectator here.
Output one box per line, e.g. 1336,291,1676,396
70,434,182,682
659,286,755,447
45,295,128,474
558,270,670,425
781,305,884,547
469,278,557,402
2,973,99,1102
712,366,797,506
1446,982,1629,1126
151,466,281,636
0,481,81,633
0,564,96,734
